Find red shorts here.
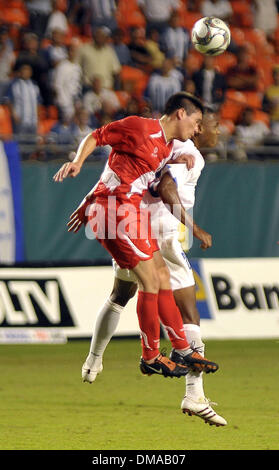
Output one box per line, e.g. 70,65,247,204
87,197,159,269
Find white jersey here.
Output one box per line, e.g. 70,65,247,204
114,139,204,290
142,139,205,239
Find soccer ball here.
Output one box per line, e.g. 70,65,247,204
191,17,231,56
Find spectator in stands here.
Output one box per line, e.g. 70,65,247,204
6,63,41,139
225,46,260,92
51,41,82,120
67,0,87,34
14,32,52,106
82,75,120,117
252,0,278,41
201,0,233,22
48,111,76,145
128,27,152,73
72,107,93,144
144,58,182,113
44,29,68,68
145,28,165,70
192,56,227,109
45,0,69,37
84,0,118,34
184,78,196,95
160,11,190,67
263,65,279,136
111,29,132,66
187,0,204,11
0,24,14,53
137,0,180,35
233,107,270,160
114,95,142,120
0,26,15,101
77,26,121,89
26,0,53,38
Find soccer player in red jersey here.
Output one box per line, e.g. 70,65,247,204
53,92,219,378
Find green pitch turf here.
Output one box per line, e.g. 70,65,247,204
0,338,278,450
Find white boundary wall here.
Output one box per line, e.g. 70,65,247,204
0,259,278,342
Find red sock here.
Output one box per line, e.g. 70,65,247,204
136,291,160,361
158,289,190,350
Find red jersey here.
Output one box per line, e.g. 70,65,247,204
91,116,174,204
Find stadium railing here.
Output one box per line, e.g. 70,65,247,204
1,135,279,161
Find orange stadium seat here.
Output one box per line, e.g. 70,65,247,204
220,90,247,122
181,11,202,30
2,5,29,27
231,1,253,28
0,105,13,138
38,105,58,135
116,0,146,30
47,106,59,120
214,52,237,74
226,89,247,104
120,65,149,96
115,90,131,108
243,29,269,54
230,27,246,46
257,57,274,88
220,101,244,122
184,50,203,75
38,118,57,135
240,91,262,109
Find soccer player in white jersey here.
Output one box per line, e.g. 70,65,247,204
68,108,227,426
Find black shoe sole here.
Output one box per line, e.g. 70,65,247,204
140,359,188,378
170,352,219,374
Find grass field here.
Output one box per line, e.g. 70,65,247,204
0,338,278,451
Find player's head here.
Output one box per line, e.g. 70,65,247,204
163,92,204,142
17,63,33,80
194,106,220,148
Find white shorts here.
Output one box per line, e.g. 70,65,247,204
113,234,195,291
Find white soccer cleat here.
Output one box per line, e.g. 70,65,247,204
181,396,227,427
82,362,103,383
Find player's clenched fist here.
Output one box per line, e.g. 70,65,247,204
193,225,212,250
53,162,81,182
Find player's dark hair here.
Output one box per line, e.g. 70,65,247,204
203,105,215,115
164,92,204,116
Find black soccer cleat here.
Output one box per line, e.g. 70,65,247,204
140,353,189,378
170,349,219,374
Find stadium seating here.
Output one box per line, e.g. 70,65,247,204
230,0,253,28
240,91,263,109
115,90,130,109
181,11,202,30
116,0,146,32
220,90,247,122
0,105,13,138
1,1,29,27
214,52,237,74
38,106,58,135
230,26,246,46
120,65,149,97
1,0,278,146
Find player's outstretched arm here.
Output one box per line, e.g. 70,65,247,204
158,173,212,250
53,133,97,182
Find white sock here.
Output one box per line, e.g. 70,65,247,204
85,298,123,369
183,324,205,401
